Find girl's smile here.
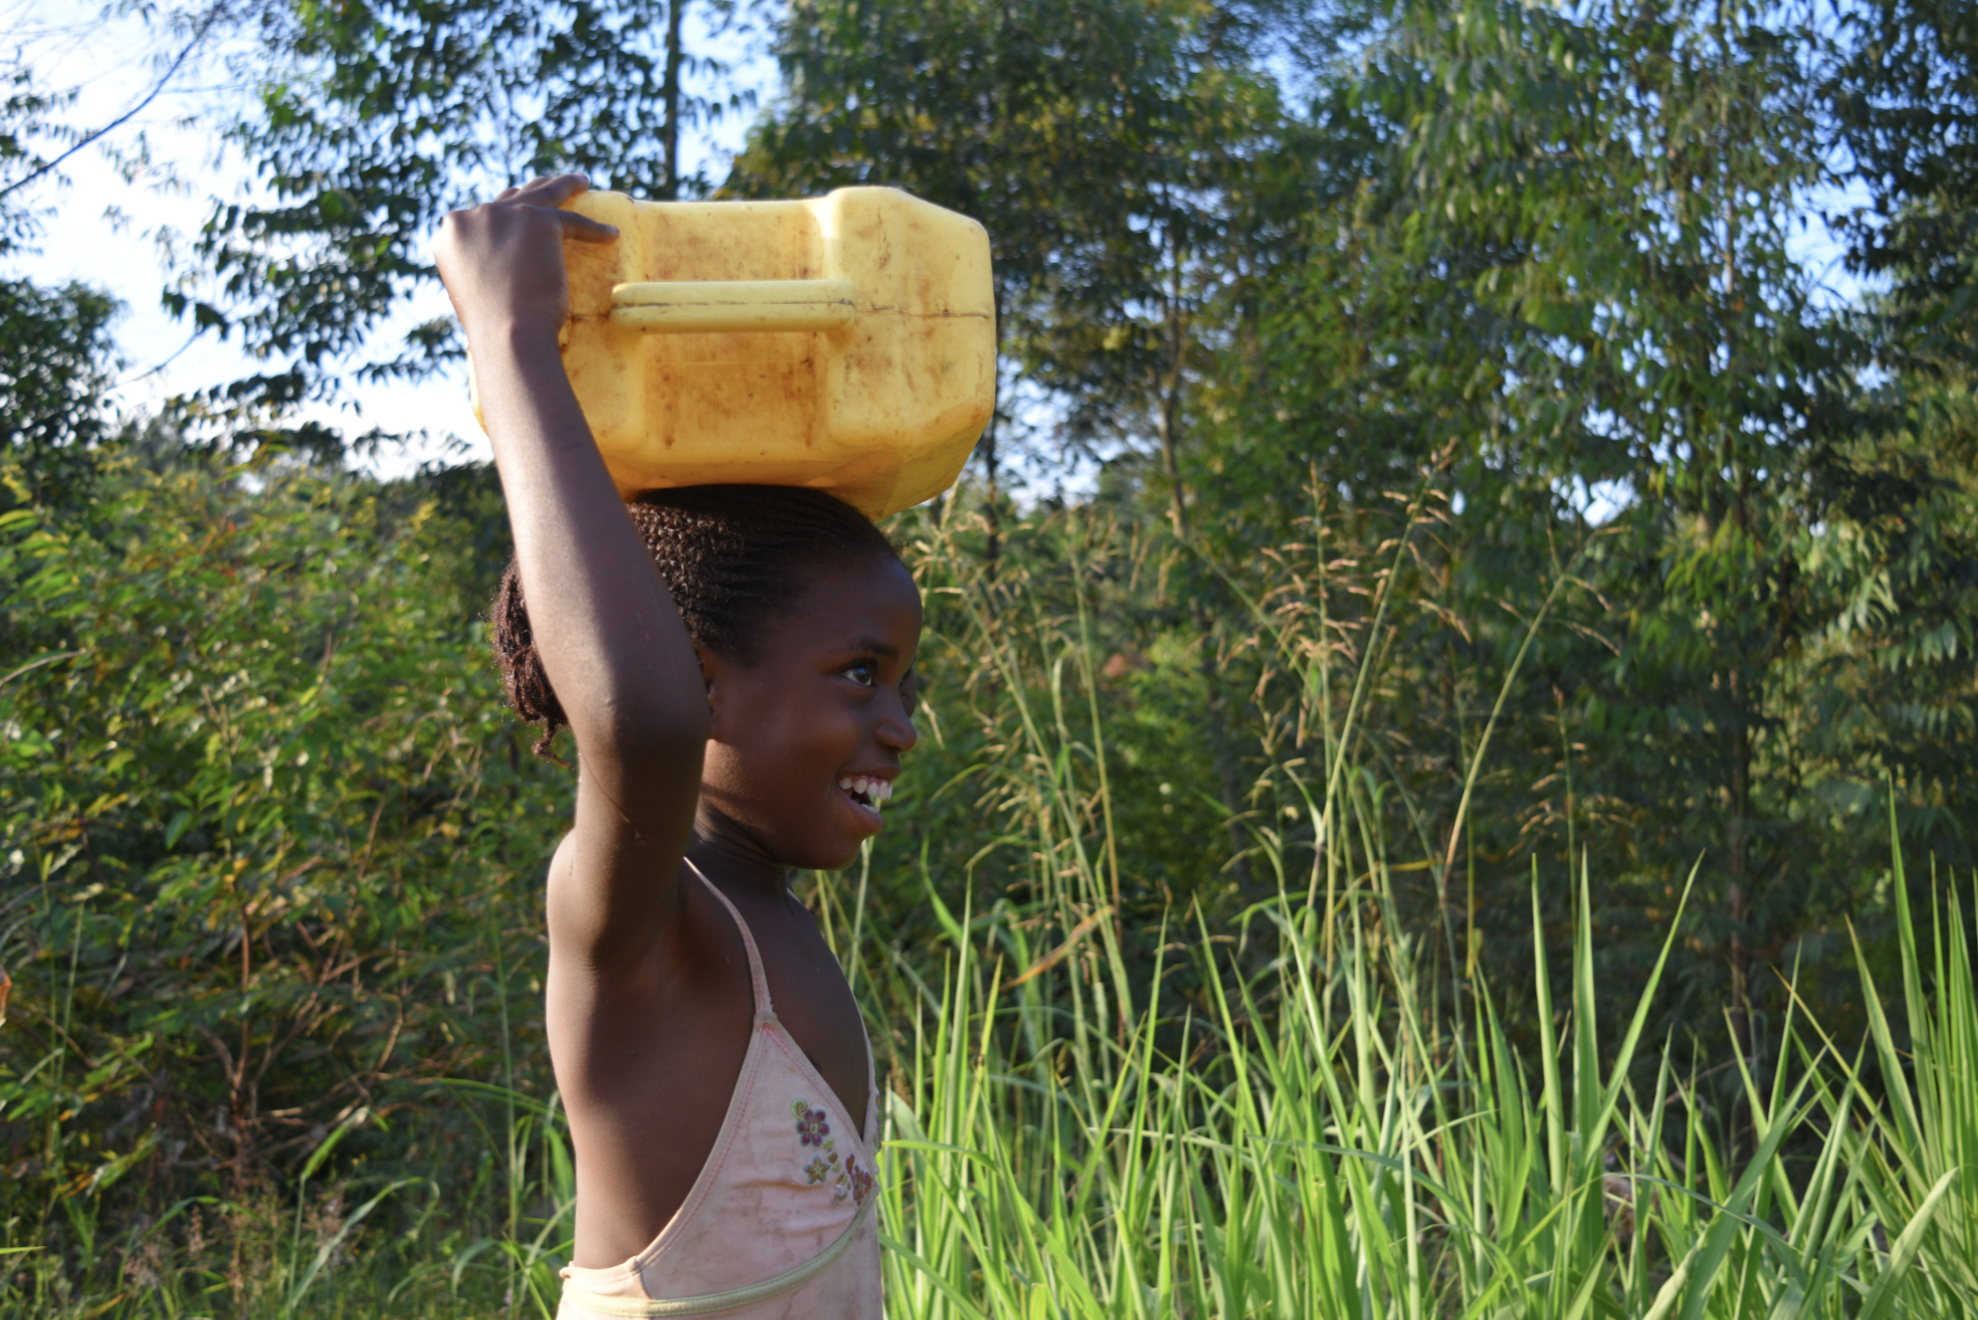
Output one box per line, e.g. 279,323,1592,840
836,773,895,826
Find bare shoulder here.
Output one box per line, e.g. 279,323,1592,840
544,741,701,978
544,846,753,1094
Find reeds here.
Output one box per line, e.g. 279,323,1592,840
835,504,1976,1318
851,843,1976,1318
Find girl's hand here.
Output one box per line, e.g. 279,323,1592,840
434,173,619,346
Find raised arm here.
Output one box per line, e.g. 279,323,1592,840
434,175,706,975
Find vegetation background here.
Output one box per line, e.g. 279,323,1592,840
2,0,1977,1314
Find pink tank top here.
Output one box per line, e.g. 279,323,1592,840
557,863,883,1319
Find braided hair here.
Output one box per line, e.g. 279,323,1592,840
492,484,902,756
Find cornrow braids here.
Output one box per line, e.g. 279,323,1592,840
492,485,902,757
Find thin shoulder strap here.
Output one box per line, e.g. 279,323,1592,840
682,859,772,1018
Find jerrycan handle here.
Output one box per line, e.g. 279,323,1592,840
608,279,858,334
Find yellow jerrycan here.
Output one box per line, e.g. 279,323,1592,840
470,186,996,519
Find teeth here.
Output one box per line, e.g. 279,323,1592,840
836,776,895,805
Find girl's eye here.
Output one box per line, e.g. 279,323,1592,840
844,661,877,687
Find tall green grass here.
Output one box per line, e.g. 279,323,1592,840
12,836,1964,1319
829,508,1977,1319
852,838,1974,1318
4,504,1971,1318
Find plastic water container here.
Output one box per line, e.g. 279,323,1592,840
469,186,996,519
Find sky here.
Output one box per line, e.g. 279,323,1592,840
5,0,772,480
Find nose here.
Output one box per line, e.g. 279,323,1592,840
876,691,918,755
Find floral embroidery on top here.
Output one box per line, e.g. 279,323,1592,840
844,1153,874,1207
795,1103,831,1147
791,1097,871,1206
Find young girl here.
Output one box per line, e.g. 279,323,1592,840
436,174,918,1318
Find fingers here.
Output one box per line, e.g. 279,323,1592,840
517,173,592,205
477,174,598,217
492,175,616,242
559,210,620,244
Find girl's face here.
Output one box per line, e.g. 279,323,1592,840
697,554,923,870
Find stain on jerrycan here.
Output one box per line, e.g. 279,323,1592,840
469,186,996,520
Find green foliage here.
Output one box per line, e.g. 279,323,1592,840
0,280,118,508
3,0,1978,1311
0,450,568,1308
0,49,78,257
843,499,1971,1319
1829,0,1978,369
0,53,118,510
1163,0,1978,1111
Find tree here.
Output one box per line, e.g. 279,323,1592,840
1823,0,1978,899
730,0,1298,542
1830,0,1978,372
0,52,119,508
1185,0,1978,1134
0,277,118,507
175,0,755,416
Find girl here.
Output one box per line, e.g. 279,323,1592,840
436,174,918,1318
